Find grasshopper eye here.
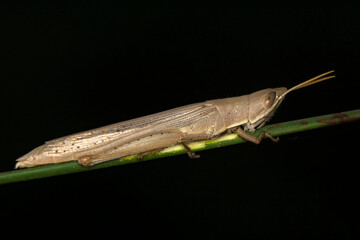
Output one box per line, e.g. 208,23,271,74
263,91,276,108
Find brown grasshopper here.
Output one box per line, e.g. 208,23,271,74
16,70,335,168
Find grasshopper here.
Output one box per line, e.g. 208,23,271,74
16,71,335,168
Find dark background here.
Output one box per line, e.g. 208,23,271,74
1,2,359,238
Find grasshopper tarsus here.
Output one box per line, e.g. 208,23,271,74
263,132,280,143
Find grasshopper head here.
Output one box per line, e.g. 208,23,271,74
246,88,287,131
245,70,335,132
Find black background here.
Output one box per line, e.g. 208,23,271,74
1,2,359,238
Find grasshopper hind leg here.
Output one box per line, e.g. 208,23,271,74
77,131,184,166
78,155,96,167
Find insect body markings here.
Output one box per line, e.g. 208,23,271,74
16,71,335,168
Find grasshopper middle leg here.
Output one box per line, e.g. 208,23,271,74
182,143,200,159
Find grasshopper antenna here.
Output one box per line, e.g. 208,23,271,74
280,70,335,99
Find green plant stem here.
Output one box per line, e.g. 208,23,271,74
1,109,359,185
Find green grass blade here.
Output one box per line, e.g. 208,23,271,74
1,109,359,185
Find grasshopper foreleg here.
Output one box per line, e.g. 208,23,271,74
235,128,279,145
